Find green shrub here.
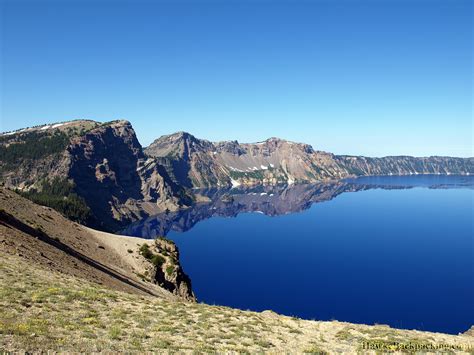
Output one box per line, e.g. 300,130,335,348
151,254,166,267
165,265,175,276
139,244,153,260
140,244,166,267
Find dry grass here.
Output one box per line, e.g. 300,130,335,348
0,252,472,353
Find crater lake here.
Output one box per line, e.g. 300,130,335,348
121,175,473,334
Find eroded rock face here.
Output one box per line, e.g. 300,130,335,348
335,155,473,176
145,132,474,188
146,238,195,301
145,133,344,187
68,121,195,230
146,132,231,188
68,121,145,229
0,120,190,231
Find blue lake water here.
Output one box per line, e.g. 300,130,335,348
122,175,474,334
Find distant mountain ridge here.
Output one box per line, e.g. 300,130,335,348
145,131,473,188
1,119,472,231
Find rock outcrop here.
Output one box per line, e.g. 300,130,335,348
67,120,147,229
0,120,191,231
139,237,195,301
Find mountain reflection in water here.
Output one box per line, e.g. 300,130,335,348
120,175,473,238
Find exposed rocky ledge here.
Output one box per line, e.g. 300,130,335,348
138,237,195,301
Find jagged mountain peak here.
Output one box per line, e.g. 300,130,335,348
145,131,215,159
147,131,200,148
167,131,196,140
146,132,314,154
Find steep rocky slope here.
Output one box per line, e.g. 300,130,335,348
0,120,190,231
146,132,473,188
335,155,472,177
0,185,194,301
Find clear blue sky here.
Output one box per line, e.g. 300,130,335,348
1,0,472,157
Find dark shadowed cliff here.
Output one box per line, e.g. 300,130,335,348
0,120,191,231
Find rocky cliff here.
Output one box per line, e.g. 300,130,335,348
0,120,190,231
67,120,192,230
145,132,473,188
139,238,195,301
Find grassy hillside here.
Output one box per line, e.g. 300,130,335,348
1,252,472,353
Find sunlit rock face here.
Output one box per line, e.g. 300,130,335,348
145,131,474,188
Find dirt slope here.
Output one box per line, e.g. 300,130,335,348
0,186,186,300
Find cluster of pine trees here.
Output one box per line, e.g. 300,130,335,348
18,178,91,224
0,131,70,169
